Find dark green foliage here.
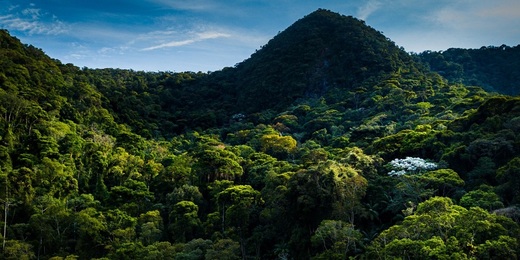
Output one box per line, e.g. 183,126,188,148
1,9,520,259
415,45,520,95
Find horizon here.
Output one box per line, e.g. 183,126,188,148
2,0,520,72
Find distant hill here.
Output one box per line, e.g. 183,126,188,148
229,9,418,112
414,45,520,95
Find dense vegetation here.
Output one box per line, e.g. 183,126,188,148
1,9,520,259
414,45,520,95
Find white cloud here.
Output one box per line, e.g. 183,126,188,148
427,0,520,30
0,5,68,35
357,0,382,20
21,8,41,19
66,53,87,60
141,31,230,51
7,5,19,12
149,0,217,11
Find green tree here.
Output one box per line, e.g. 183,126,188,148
194,148,243,183
34,157,78,197
172,238,212,259
3,240,35,260
205,238,241,260
459,185,504,210
366,196,520,259
166,184,203,206
418,168,464,197
169,201,201,243
216,185,262,258
496,157,520,204
311,220,362,259
75,207,108,258
158,153,194,188
260,133,297,159
29,195,73,258
138,210,163,245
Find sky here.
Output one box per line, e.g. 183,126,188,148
1,0,520,72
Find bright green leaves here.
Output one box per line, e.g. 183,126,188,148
211,185,262,259
194,147,243,183
138,210,163,245
109,179,154,215
36,157,78,197
418,169,464,197
459,185,504,210
260,133,297,159
366,197,520,259
216,185,262,232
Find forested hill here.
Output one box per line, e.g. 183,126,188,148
1,8,520,259
229,9,419,112
414,45,520,95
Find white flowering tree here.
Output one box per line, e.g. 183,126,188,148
387,157,437,176
385,157,439,214
385,157,464,215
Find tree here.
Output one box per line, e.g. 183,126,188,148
138,210,163,245
417,169,464,197
496,157,520,204
311,220,362,259
205,239,241,260
216,185,262,258
3,240,35,260
158,153,194,188
172,238,212,259
109,179,154,215
365,196,520,259
459,185,504,210
384,158,444,215
32,157,78,197
194,148,243,183
29,195,73,258
260,133,297,159
75,207,108,258
166,184,203,207
386,157,438,176
169,201,201,243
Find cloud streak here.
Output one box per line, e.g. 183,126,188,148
149,0,217,11
141,31,230,51
427,0,520,30
0,5,68,35
357,0,382,20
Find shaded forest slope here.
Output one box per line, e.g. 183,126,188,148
415,45,520,95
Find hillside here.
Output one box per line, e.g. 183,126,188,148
231,9,416,112
414,45,520,95
1,9,520,259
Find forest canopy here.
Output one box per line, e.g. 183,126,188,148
1,9,520,259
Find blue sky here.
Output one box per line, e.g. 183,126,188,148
1,0,520,72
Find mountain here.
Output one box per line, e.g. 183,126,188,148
230,9,413,111
414,45,520,95
131,8,473,136
2,9,520,260
60,8,452,137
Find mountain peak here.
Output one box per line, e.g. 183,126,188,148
231,9,415,112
